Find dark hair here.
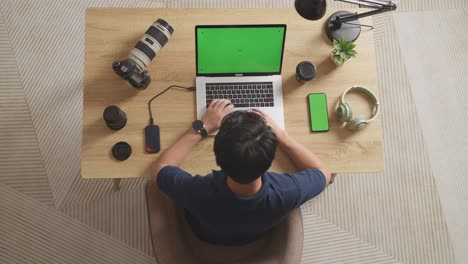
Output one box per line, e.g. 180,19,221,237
214,111,277,184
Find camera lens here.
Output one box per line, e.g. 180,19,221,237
103,105,127,130
128,19,173,71
296,61,317,83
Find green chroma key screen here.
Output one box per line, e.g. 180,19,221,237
308,93,330,132
196,25,286,75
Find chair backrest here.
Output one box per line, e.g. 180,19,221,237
145,180,303,264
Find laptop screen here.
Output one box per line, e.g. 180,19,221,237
196,25,286,76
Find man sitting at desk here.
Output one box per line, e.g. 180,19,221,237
151,99,331,245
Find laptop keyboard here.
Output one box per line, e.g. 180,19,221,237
205,82,274,108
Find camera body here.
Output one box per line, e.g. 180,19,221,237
113,19,173,89
112,60,151,89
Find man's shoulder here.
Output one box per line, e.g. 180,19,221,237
264,169,326,208
265,168,325,178
263,170,297,181
159,165,184,175
158,166,216,188
157,166,219,201
264,169,326,189
159,166,213,178
263,171,295,188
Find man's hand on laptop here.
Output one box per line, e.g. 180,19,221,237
202,99,234,134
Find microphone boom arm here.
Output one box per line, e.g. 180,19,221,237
331,0,397,26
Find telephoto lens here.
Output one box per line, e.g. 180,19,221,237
113,19,174,89
129,19,174,71
103,105,127,130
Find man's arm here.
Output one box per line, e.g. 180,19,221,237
150,129,203,180
252,109,332,185
150,99,233,181
277,132,332,184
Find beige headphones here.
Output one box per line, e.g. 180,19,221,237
336,86,380,130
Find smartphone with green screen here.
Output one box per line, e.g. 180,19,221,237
308,93,330,132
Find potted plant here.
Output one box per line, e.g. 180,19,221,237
330,35,357,66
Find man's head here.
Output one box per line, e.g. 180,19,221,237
214,111,277,184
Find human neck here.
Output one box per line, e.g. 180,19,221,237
226,176,262,197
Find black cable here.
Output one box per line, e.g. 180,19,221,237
148,85,196,125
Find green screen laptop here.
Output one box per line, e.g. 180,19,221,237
195,24,287,132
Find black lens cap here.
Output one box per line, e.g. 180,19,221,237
103,106,120,122
112,142,132,161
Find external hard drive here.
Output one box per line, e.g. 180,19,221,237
145,125,161,154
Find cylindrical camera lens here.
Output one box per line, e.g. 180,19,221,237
296,61,317,83
103,105,127,130
128,19,174,71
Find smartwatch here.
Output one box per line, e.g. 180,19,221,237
192,120,208,138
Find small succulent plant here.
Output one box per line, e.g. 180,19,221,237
331,35,357,65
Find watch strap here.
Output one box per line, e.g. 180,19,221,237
192,120,208,138
199,126,208,137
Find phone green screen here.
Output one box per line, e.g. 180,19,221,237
308,93,329,132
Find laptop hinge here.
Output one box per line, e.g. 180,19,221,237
235,74,243,77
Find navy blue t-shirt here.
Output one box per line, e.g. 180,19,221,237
157,166,326,245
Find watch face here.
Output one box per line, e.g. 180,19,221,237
193,120,204,131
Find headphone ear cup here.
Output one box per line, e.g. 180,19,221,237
336,103,352,122
347,115,367,130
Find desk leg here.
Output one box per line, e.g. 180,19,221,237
113,178,122,191
330,173,337,184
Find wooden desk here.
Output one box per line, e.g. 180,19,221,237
82,8,383,185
